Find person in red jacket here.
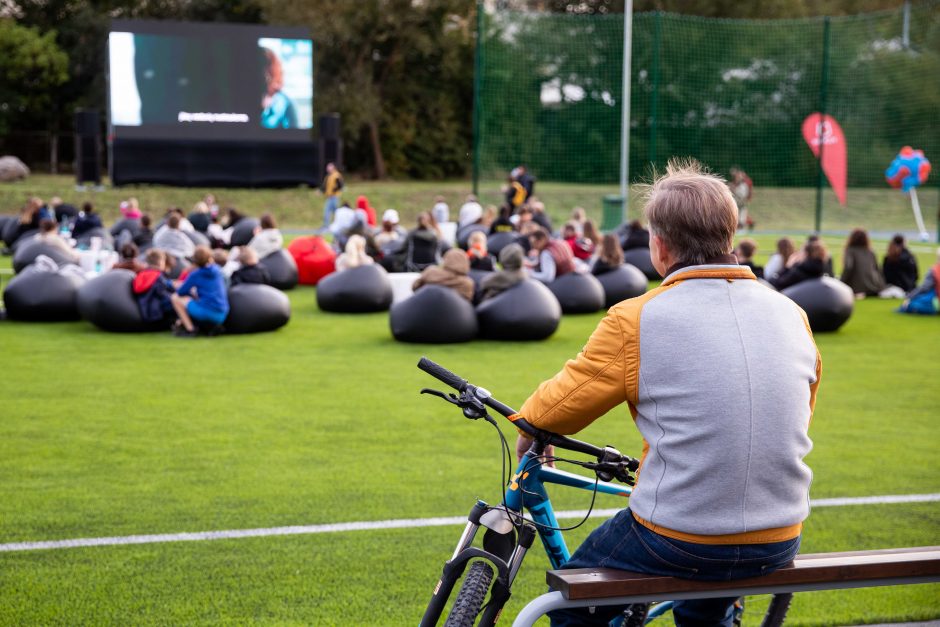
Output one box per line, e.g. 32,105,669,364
527,227,574,283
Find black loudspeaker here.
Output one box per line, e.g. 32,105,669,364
318,113,340,140
74,110,101,185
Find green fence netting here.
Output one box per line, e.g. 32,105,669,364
474,2,940,189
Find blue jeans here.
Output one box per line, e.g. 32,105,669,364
323,196,339,229
549,509,801,627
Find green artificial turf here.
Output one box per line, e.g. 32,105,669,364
0,264,938,625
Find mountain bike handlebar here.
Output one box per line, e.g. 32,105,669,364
418,357,639,474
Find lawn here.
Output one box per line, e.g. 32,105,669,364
2,175,939,236
0,226,938,625
0,175,939,624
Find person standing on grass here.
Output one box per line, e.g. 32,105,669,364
171,246,229,337
515,160,820,627
320,162,344,230
729,167,754,231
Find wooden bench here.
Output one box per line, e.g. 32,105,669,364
512,546,940,626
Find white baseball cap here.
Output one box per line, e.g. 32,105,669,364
383,209,400,224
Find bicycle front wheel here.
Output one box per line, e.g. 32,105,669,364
443,561,495,627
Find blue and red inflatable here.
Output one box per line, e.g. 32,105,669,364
886,146,931,192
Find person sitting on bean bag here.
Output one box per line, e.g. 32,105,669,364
466,231,496,272
133,249,176,324
72,202,103,238
335,234,374,272
883,234,919,295
735,238,764,279
170,245,230,337
413,248,474,302
840,228,884,298
230,247,271,286
591,234,624,276
35,219,80,263
111,242,144,273
770,239,829,291
526,227,575,284
562,221,595,261
480,243,528,302
248,213,283,260
153,213,195,261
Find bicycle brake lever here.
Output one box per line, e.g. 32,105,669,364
420,388,460,405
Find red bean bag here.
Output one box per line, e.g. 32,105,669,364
287,236,336,285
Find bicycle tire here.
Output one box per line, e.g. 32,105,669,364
443,561,495,627
759,593,793,627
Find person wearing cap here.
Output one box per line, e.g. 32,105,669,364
375,209,406,248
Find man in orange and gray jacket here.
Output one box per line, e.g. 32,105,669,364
517,161,821,627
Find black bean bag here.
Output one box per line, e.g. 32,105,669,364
229,218,260,247
623,248,658,280
4,269,85,322
390,284,477,343
476,279,561,341
12,240,78,273
77,270,170,332
259,249,298,291
225,283,291,334
74,227,114,249
595,264,648,308
487,231,518,258
781,277,854,333
110,218,141,238
2,217,22,247
316,264,393,313
185,230,211,248
456,223,487,250
547,272,605,314
0,215,15,246
9,229,39,252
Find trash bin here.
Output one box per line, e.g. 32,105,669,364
601,195,625,231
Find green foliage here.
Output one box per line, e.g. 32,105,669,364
262,0,474,179
477,2,940,186
0,20,69,134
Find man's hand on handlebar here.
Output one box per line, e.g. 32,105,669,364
516,435,556,469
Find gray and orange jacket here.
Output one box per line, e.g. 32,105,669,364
519,264,821,544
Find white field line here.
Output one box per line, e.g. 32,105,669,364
1,493,938,553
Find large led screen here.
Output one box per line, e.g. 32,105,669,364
108,20,313,142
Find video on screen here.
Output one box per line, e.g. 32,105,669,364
108,21,313,142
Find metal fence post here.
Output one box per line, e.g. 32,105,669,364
814,17,831,234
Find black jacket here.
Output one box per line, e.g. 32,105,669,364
883,249,918,292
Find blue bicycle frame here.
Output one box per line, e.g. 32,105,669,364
506,450,631,569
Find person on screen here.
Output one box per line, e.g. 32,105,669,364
259,47,298,130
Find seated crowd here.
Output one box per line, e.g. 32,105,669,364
7,194,289,336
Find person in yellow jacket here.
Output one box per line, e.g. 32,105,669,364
320,162,344,230
517,160,821,627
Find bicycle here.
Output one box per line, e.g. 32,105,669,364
415,357,794,627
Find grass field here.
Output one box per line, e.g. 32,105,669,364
0,222,938,625
2,175,939,237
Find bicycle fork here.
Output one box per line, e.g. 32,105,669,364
420,501,537,627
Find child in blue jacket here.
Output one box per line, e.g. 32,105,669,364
170,245,229,337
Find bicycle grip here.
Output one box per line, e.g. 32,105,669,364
417,357,468,391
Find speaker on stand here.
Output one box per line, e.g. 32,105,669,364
317,113,343,181
74,109,102,188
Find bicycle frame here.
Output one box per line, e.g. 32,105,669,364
506,450,631,569
420,448,634,627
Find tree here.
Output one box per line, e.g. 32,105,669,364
0,19,69,134
262,0,474,179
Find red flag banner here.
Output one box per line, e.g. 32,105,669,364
802,113,847,206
